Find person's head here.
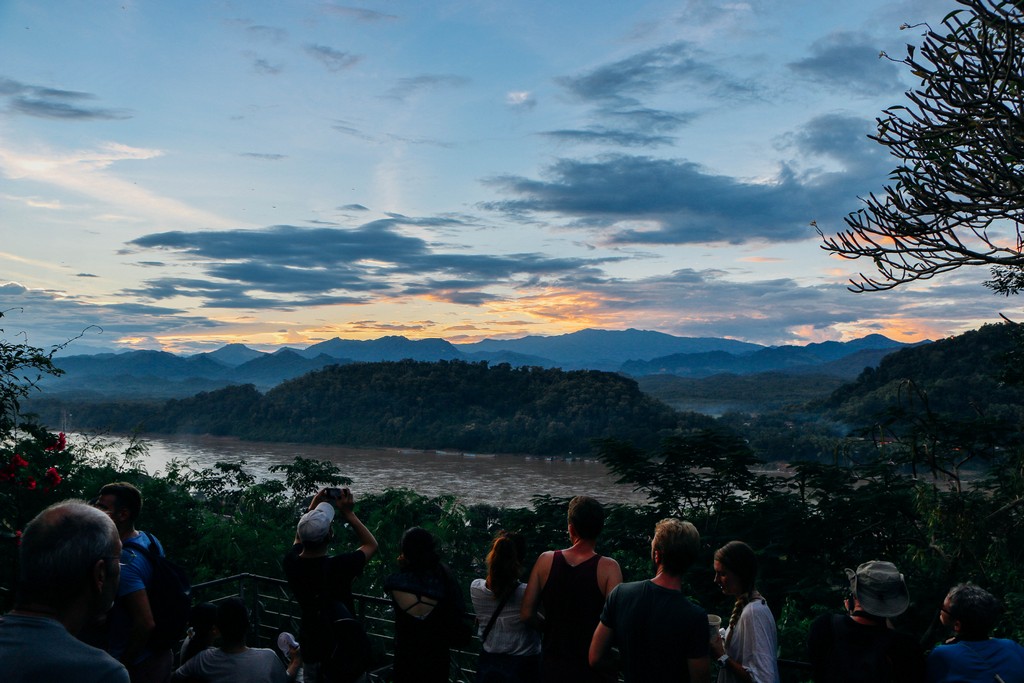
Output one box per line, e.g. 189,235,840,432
486,531,524,595
296,502,335,548
713,540,758,597
214,597,250,647
844,560,909,619
189,602,219,640
398,526,439,573
942,583,1002,640
567,496,605,541
93,481,143,534
17,500,121,617
651,518,700,576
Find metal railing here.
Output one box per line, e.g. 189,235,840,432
191,573,812,683
190,573,480,682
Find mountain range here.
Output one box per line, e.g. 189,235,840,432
36,328,923,400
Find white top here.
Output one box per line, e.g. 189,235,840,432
717,598,781,683
470,578,541,656
172,647,288,683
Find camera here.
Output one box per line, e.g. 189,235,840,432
326,487,343,499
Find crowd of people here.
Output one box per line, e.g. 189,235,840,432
1,486,1023,683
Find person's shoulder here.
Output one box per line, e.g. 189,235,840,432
613,579,647,594
528,550,555,577
328,549,366,567
607,579,657,604
95,654,131,683
248,647,281,661
745,597,773,614
926,641,959,660
125,529,162,553
470,577,488,593
990,637,1024,651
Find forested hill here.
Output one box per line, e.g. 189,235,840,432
46,360,715,456
824,322,1024,423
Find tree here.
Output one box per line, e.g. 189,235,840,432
819,1,1024,294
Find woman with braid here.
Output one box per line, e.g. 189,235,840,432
710,541,780,683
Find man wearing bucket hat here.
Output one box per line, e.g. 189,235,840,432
807,560,925,682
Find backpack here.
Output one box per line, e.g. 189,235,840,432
824,614,899,683
122,531,192,651
318,599,372,683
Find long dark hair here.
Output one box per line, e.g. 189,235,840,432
398,526,440,573
486,531,524,597
715,540,760,644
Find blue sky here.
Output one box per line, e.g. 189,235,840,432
1,0,1012,354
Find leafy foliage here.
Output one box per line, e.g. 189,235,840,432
819,0,1024,293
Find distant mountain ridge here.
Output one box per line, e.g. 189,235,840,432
622,334,916,377
37,328,922,399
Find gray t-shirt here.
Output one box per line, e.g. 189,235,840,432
0,613,130,683
171,647,288,683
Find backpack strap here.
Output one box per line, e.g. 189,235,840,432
480,582,518,645
123,531,162,561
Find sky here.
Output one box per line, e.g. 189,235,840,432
1,0,1016,355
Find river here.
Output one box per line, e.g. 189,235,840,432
115,433,650,507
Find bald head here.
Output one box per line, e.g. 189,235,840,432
18,500,121,608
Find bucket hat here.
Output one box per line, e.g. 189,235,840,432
845,560,910,618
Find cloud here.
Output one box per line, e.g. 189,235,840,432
124,220,619,310
556,41,755,104
540,127,675,148
339,204,369,211
252,58,283,75
482,154,814,244
0,141,237,231
484,112,891,245
246,25,287,42
506,91,536,109
0,282,219,352
545,45,711,150
788,32,905,96
0,76,130,120
502,267,1001,346
241,152,287,160
321,6,399,22
382,74,470,101
305,44,361,72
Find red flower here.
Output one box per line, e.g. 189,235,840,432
45,433,67,452
11,454,28,468
23,477,36,490
44,467,62,491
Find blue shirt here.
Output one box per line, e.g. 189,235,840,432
108,530,165,663
927,639,1024,683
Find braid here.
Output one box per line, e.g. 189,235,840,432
715,540,760,646
725,591,750,645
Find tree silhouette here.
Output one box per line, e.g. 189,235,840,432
819,1,1024,295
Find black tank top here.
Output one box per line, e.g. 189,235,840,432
539,550,605,660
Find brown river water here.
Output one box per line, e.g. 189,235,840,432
130,433,651,507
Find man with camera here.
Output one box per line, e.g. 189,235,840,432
283,487,378,683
